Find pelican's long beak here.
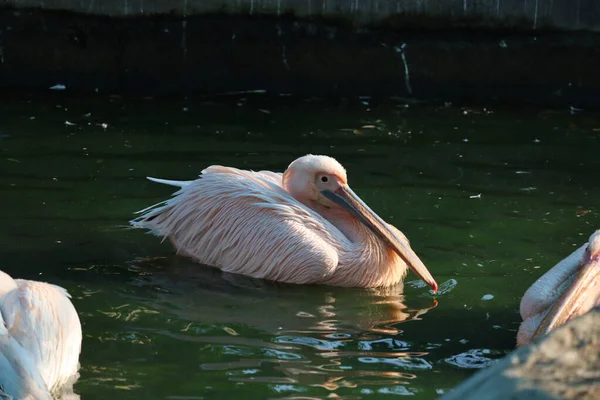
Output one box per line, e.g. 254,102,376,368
533,243,600,340
322,185,438,292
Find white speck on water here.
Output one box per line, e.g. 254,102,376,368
533,138,540,143
378,386,415,395
477,263,484,267
482,294,494,301
64,121,76,126
469,193,482,199
463,138,469,142
49,84,66,90
570,106,583,114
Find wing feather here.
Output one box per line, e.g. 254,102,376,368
131,166,348,284
0,327,51,400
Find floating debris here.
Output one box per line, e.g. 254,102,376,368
469,193,482,199
576,209,592,217
570,106,583,114
64,120,76,126
49,84,66,90
221,89,266,96
223,327,239,336
481,294,494,301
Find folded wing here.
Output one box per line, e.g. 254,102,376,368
131,166,347,284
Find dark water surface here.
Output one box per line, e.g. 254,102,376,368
1,92,598,399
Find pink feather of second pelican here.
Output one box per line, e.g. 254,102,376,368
0,270,82,399
517,229,600,346
130,154,437,290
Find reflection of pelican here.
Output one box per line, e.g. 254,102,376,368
114,256,438,391
0,270,82,399
127,256,438,336
518,230,600,346
130,155,437,290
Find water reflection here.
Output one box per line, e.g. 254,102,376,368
114,256,439,392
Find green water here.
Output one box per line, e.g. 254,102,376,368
1,92,598,399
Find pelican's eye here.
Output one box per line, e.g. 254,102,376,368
320,176,329,183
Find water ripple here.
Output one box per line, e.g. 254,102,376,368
444,348,503,369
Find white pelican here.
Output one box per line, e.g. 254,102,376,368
130,154,438,290
518,230,600,346
0,270,82,398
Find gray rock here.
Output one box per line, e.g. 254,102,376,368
440,306,600,400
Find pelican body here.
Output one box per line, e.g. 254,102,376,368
518,230,600,346
131,155,437,291
0,270,82,398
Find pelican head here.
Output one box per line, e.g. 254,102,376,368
282,154,438,292
531,230,600,341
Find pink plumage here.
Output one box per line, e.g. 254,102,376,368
131,154,437,290
518,229,600,346
0,270,82,398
